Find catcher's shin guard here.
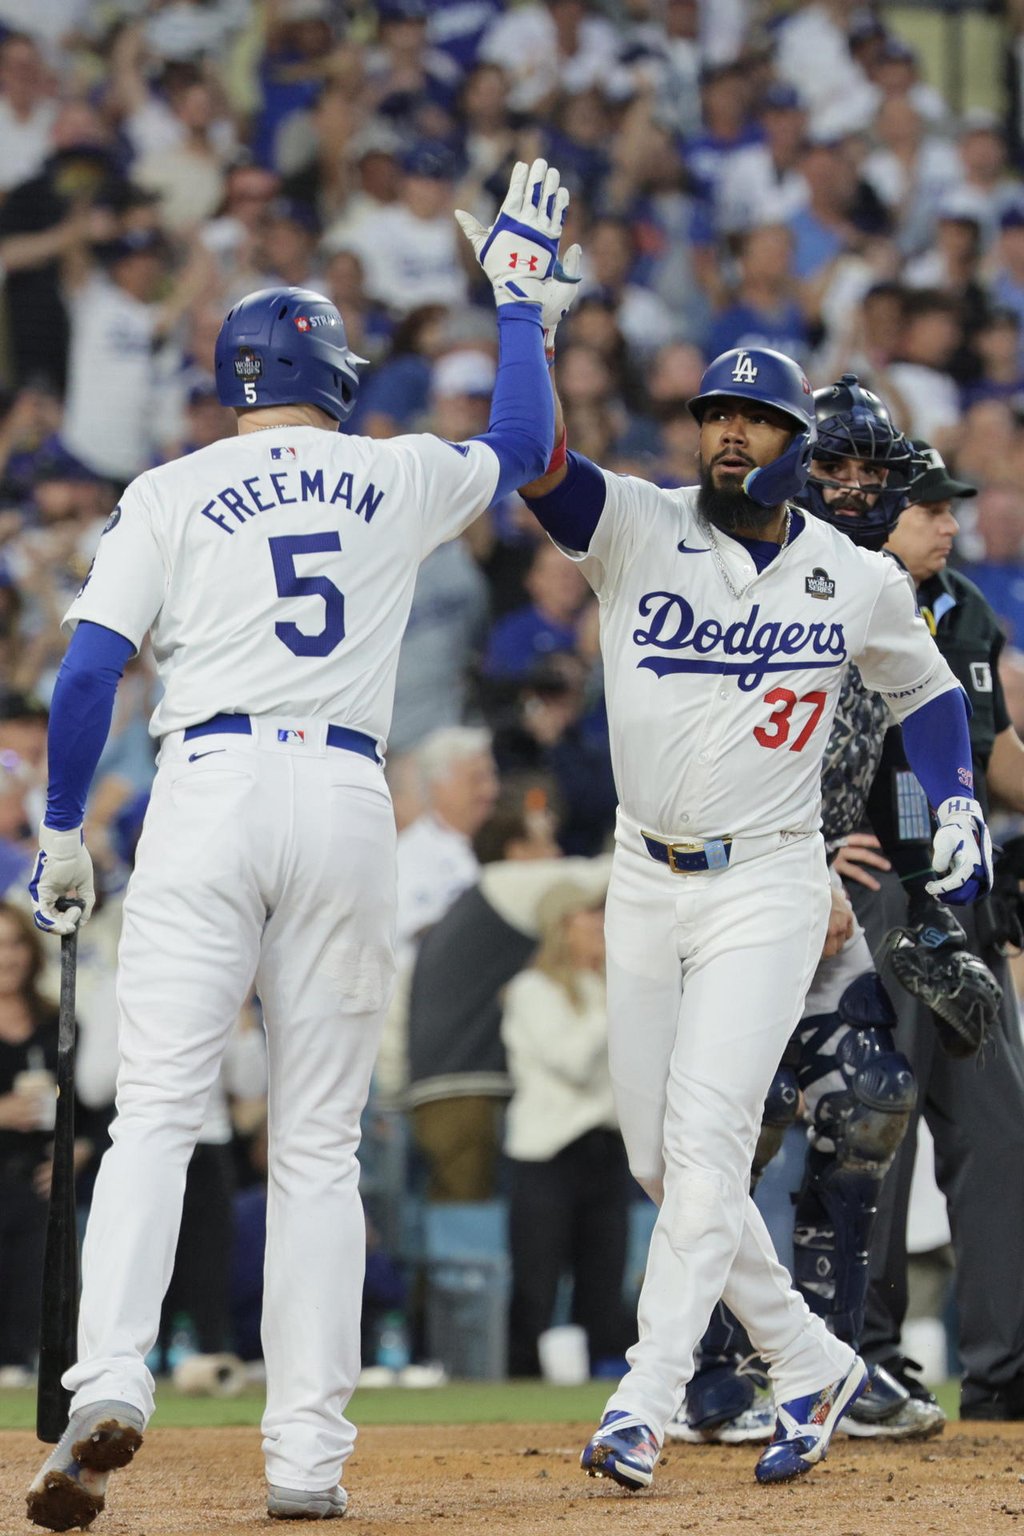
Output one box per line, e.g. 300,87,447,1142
752,1063,800,1185
793,975,916,1344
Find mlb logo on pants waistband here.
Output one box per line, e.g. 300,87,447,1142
278,729,306,743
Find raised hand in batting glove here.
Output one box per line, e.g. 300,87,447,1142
540,241,582,357
455,159,569,308
29,823,95,934
926,795,994,906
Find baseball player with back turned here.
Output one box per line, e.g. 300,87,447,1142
25,158,569,1530
506,327,993,1488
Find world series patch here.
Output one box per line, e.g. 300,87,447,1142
805,567,835,600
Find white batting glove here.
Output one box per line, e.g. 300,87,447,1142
455,159,569,307
926,796,993,906
541,241,583,357
29,824,95,934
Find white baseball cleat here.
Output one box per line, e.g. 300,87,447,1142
267,1484,349,1519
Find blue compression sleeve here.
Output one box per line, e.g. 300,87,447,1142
476,306,553,501
900,687,975,808
45,621,135,830
522,450,607,552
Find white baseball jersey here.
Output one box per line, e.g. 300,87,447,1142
567,479,959,839
63,425,499,744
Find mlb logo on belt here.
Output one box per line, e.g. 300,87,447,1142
277,728,306,743
271,446,297,460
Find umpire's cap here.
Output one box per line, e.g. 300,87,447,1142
214,286,367,425
688,347,815,434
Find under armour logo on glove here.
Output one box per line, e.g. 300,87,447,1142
455,159,569,308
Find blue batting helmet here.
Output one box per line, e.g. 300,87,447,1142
796,373,923,549
688,347,817,508
214,286,366,424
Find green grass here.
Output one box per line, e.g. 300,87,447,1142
0,1378,961,1433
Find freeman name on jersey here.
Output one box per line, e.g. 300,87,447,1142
199,465,386,535
633,590,848,690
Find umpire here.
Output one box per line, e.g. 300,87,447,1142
848,441,1024,1419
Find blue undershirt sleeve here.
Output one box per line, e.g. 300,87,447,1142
475,306,554,502
900,687,975,809
521,451,607,552
45,620,136,830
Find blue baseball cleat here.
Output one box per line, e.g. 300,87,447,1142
754,1358,868,1484
580,1411,661,1489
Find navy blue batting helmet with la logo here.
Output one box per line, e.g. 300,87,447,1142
688,347,817,508
214,286,367,424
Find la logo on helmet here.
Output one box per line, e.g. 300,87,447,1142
732,352,758,384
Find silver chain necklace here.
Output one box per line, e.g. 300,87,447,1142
699,506,791,601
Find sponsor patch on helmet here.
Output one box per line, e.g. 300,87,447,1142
293,313,338,331
234,348,263,380
805,567,835,599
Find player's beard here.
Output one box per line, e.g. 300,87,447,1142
697,461,778,535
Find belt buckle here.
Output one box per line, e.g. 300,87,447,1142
666,837,732,873
665,838,704,874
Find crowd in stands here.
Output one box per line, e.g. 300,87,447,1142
2,0,1024,1386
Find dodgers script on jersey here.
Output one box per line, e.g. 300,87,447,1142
64,426,500,744
568,479,959,838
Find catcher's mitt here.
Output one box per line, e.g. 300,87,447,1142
881,902,1002,1059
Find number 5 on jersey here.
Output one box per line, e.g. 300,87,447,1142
754,688,827,752
269,532,345,657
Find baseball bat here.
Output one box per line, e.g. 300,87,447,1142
36,901,83,1444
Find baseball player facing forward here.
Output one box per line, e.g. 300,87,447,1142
25,159,569,1530
517,344,992,1488
673,377,951,1447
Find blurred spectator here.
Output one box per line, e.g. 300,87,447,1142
478,0,620,115
580,215,676,357
200,160,280,285
0,102,122,395
492,651,617,857
405,789,573,1203
682,61,758,226
395,725,499,970
715,82,808,237
483,539,590,681
321,118,404,255
706,223,809,366
0,693,48,827
955,110,1021,238
254,196,326,290
961,310,1024,414
988,206,1024,358
502,878,632,1377
349,302,447,437
861,35,946,128
904,195,989,326
773,0,876,129
458,62,517,181
862,97,962,258
342,141,469,315
131,76,229,233
60,230,213,483
962,483,1024,643
0,33,56,194
364,0,462,139
885,290,963,455
0,754,32,896
786,136,864,282
161,374,236,461
254,0,336,172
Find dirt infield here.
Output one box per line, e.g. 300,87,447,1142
4,1422,1024,1536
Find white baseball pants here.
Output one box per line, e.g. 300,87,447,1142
603,812,855,1435
64,719,397,1492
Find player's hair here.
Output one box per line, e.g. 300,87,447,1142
415,725,493,791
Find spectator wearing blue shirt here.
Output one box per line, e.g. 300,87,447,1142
483,540,590,680
706,223,810,366
962,483,1024,646
787,137,857,280
347,302,448,438
989,207,1024,366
